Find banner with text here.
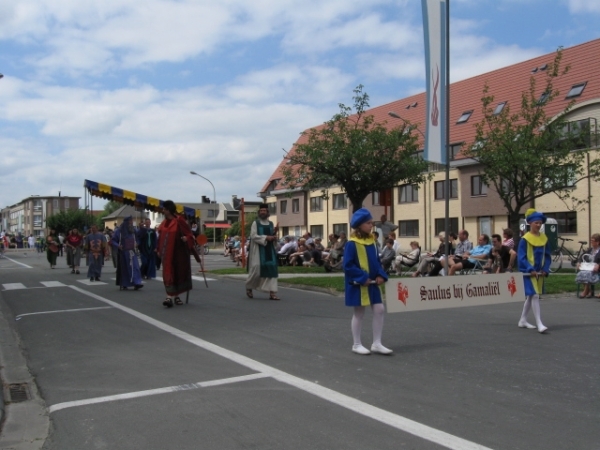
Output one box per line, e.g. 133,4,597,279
421,0,447,165
385,273,525,313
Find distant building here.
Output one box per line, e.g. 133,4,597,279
0,195,80,236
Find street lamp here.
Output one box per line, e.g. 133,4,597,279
388,111,426,139
190,171,217,249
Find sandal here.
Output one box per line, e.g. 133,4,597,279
163,298,174,308
269,292,281,301
174,297,183,306
246,289,253,298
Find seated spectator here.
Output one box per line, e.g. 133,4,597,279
482,234,517,273
278,236,296,255
325,232,346,264
379,238,396,272
289,244,309,266
412,232,448,277
502,228,515,249
303,242,324,267
302,232,314,246
432,230,471,276
314,237,325,252
388,232,400,254
395,241,421,274
448,234,492,275
575,233,600,298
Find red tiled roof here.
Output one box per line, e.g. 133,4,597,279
260,38,600,195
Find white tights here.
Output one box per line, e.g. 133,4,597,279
520,294,544,328
351,303,385,347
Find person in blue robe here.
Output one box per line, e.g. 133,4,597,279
110,216,143,290
343,208,390,355
137,218,157,279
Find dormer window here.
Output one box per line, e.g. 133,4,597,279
566,82,587,99
456,110,473,124
493,102,506,115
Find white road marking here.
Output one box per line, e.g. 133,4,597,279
16,306,113,320
40,281,67,288
2,283,27,290
77,279,108,286
0,256,33,268
154,276,216,282
66,285,494,450
48,373,270,413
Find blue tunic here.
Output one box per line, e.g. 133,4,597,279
343,236,388,307
518,232,551,296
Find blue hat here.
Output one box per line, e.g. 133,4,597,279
525,208,546,224
350,208,373,229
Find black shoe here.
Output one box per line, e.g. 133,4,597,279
90,278,94,282
95,277,101,281
75,270,80,274
134,284,144,290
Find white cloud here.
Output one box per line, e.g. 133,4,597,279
566,0,600,13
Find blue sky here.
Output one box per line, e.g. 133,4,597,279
0,0,599,212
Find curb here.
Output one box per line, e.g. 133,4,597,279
0,294,49,450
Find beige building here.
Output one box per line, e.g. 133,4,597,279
259,39,600,252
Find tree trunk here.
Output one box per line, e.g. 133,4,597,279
508,211,522,251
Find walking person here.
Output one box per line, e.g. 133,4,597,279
66,228,84,274
46,229,59,269
344,208,391,355
156,200,201,307
85,224,107,282
138,218,158,279
517,209,552,333
245,203,280,300
111,216,144,290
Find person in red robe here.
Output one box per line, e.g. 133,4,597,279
157,200,200,307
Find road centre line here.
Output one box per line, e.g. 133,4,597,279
48,373,270,413
67,285,493,450
0,255,33,268
16,306,113,320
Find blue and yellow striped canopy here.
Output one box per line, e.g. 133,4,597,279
84,180,199,218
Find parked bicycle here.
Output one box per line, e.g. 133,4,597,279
549,236,587,273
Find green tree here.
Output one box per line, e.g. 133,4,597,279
47,209,102,234
226,213,258,240
463,48,600,244
102,201,122,216
282,85,430,212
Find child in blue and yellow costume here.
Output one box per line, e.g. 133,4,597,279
343,208,391,355
517,208,552,333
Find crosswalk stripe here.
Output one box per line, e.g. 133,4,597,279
40,281,67,288
2,283,27,290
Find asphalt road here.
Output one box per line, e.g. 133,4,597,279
0,250,599,450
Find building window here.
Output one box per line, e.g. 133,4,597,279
434,179,458,200
434,218,459,236
493,102,507,115
456,110,473,124
53,199,59,208
310,196,323,212
537,91,550,105
566,82,586,99
399,220,419,237
268,202,277,215
332,194,348,210
281,226,289,236
64,199,70,208
371,191,380,206
471,176,487,196
280,200,288,214
561,118,593,149
310,225,324,239
292,199,300,213
333,223,348,236
543,165,576,190
449,143,462,160
398,184,418,203
545,211,577,234
33,215,42,227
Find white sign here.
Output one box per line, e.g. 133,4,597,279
421,0,447,165
385,273,525,313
